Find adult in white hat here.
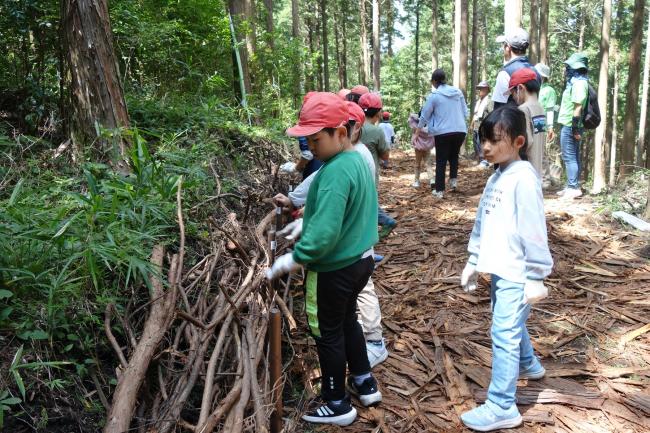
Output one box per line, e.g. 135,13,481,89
492,28,541,108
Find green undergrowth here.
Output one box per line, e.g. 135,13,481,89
0,100,288,430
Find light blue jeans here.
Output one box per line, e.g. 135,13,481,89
560,126,582,189
378,206,395,227
487,275,535,410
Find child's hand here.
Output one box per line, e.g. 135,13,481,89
460,263,478,292
523,280,548,304
265,253,301,280
278,218,303,241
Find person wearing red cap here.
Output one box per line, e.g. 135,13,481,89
267,92,382,426
506,68,546,178
346,84,370,104
358,92,397,239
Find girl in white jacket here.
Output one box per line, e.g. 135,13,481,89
459,106,553,432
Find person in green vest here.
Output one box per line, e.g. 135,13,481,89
535,63,562,187
557,53,590,200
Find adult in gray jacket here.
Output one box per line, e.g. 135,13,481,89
418,69,469,198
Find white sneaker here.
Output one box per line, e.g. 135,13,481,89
562,187,582,199
479,160,490,168
432,190,444,199
556,188,567,196
450,178,458,190
411,180,420,188
366,340,389,368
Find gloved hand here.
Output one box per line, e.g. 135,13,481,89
278,218,303,241
280,161,297,173
523,279,548,304
265,253,301,280
460,262,478,292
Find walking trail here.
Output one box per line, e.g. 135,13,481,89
289,149,650,433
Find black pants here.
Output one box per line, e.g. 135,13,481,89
434,132,466,192
304,256,374,401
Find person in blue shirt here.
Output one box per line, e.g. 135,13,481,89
280,136,324,180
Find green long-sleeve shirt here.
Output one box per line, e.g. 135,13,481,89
293,150,378,272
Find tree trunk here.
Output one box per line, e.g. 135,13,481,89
481,12,488,81
460,0,469,96
637,9,650,167
470,0,479,115
504,0,522,34
360,0,370,86
229,0,253,95
341,6,348,88
645,177,650,219
621,0,645,176
453,0,461,88
320,0,330,91
307,15,315,91
578,4,586,51
372,0,380,90
61,0,130,168
335,10,344,88
386,0,394,57
264,0,274,49
539,0,549,64
244,0,257,59
591,0,611,194
292,0,300,37
415,0,420,84
529,0,539,64
609,44,619,187
431,0,438,72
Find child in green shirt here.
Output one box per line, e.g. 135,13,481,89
266,92,382,426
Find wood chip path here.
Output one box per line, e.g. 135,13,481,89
286,150,650,432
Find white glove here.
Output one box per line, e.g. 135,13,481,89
523,279,548,304
280,161,297,173
460,262,478,292
278,218,303,241
265,253,301,280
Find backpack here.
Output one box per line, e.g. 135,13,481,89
582,83,601,129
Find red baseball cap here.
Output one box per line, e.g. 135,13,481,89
287,92,349,137
346,101,366,124
302,91,318,105
350,85,369,95
358,92,383,110
338,88,351,100
506,68,538,95
382,111,391,119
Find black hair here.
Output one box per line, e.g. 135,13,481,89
364,107,381,118
323,120,355,138
522,79,541,95
431,69,446,84
346,93,362,104
511,45,528,55
478,106,528,160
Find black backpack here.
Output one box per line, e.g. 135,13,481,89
583,83,601,130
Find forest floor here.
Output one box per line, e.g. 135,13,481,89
286,149,650,433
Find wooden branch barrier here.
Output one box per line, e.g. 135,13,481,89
103,181,296,433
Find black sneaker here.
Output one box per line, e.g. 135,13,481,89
347,375,382,406
301,396,357,426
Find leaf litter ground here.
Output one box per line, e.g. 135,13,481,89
285,149,650,433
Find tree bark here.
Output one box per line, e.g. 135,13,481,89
228,1,252,95
292,0,300,37
372,0,380,90
460,0,469,96
621,0,645,176
453,0,461,87
592,0,611,194
529,0,539,64
609,44,619,187
637,8,650,167
431,0,438,72
341,4,349,88
320,0,330,91
539,0,549,64
244,0,257,59
470,0,479,120
645,177,650,219
360,0,370,86
386,0,394,57
504,0,522,34
481,12,488,81
335,10,344,88
61,0,130,167
307,15,315,91
415,0,420,84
